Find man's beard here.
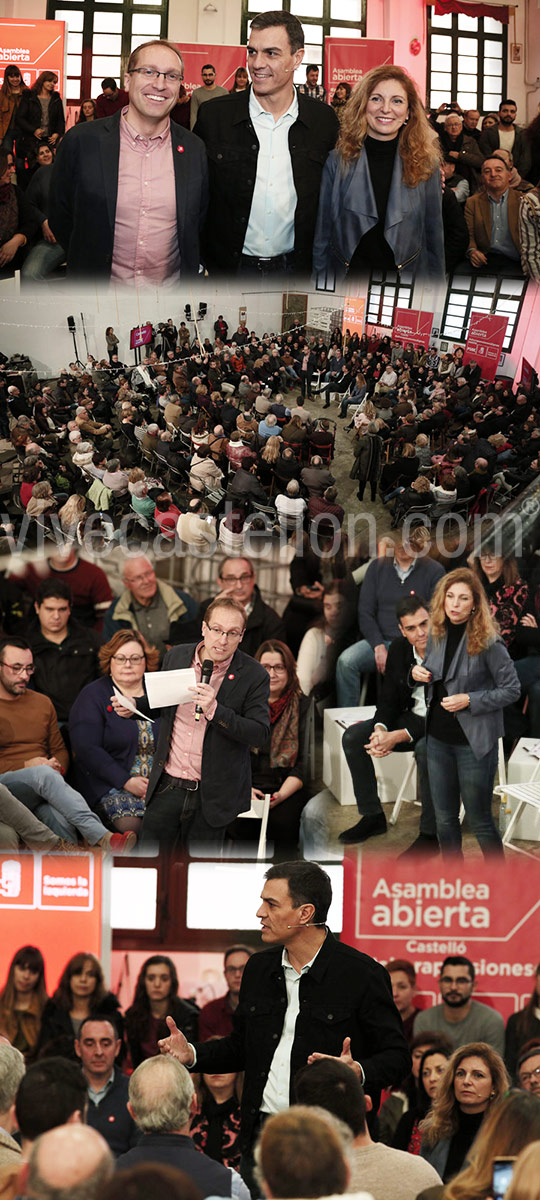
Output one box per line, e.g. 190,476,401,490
444,992,471,1008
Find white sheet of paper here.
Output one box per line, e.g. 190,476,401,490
144,668,197,709
112,686,155,723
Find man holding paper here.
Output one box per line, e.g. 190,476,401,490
140,596,270,853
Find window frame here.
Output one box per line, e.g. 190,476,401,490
441,273,527,353
426,5,507,114
47,0,169,106
242,0,367,78
366,269,414,329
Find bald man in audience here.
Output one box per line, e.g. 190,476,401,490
26,1125,113,1200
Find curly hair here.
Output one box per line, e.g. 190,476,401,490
420,1042,509,1147
429,567,499,656
98,629,160,675
336,65,441,186
52,952,107,1012
445,1091,540,1200
0,946,48,1050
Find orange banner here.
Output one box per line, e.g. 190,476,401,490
343,297,366,338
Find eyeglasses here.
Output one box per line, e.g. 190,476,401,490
520,1066,540,1084
207,626,243,640
124,571,155,585
0,661,34,675
220,574,253,584
225,965,245,975
263,665,287,674
129,67,183,83
440,975,472,986
112,654,145,665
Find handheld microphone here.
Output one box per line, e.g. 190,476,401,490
195,658,213,721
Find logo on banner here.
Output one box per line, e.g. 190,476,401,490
343,855,540,1020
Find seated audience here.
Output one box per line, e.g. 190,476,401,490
36,951,123,1060
0,945,47,1059
125,955,199,1069
419,1042,509,1182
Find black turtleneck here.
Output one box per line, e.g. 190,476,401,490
349,134,399,271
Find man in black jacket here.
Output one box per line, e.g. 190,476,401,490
194,11,338,274
49,39,208,280
339,594,438,855
158,861,410,1153
27,578,101,724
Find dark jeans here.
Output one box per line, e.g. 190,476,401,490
342,718,436,836
140,776,225,857
426,735,503,858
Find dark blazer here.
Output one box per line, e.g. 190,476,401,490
194,86,339,273
48,110,208,278
69,676,160,811
423,632,520,758
375,636,426,743
116,1133,235,1196
145,644,270,827
194,931,411,1149
15,90,65,161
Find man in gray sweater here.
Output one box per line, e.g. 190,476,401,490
414,955,505,1054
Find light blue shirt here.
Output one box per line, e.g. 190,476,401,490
489,190,519,259
243,89,298,257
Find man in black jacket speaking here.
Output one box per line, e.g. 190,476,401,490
194,10,338,275
339,594,437,855
158,861,410,1154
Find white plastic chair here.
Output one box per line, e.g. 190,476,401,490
236,793,271,860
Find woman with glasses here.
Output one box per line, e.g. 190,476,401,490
15,71,64,186
233,640,311,858
69,629,161,840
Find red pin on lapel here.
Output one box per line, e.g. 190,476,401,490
228,673,235,680
177,145,185,153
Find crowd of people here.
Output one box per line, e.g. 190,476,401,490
3,10,540,283
0,861,539,1200
0,311,540,856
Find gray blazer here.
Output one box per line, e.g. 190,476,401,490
423,632,520,759
313,145,445,285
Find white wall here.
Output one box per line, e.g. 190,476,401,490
0,283,286,376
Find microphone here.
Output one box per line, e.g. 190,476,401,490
286,922,327,928
195,658,213,722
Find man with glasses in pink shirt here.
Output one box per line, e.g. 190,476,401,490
49,39,208,281
141,596,270,853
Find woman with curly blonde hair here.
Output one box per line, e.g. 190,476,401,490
313,65,444,284
412,568,519,856
420,1042,509,1181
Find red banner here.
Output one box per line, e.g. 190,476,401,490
432,1,509,23
130,324,153,350
521,357,535,392
463,312,508,382
178,43,246,99
0,851,108,993
324,39,394,100
0,18,66,94
342,854,540,1023
393,308,434,350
